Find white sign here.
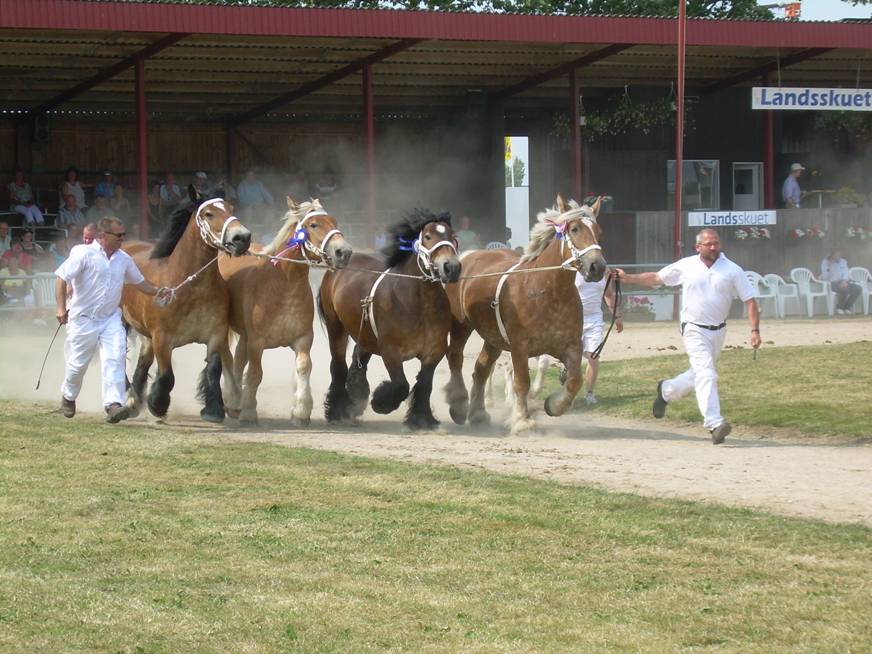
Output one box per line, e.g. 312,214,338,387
688,210,776,227
752,87,872,111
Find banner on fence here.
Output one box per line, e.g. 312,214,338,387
752,87,872,111
688,210,776,227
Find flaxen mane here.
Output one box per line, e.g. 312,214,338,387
263,199,325,256
383,208,452,269
520,200,595,263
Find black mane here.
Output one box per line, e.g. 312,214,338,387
382,208,452,269
150,192,221,259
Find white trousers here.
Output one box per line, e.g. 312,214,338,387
14,204,45,225
662,324,726,430
61,311,127,408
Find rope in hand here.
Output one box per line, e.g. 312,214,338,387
153,255,219,307
589,274,621,361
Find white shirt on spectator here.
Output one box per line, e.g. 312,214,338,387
819,257,849,283
574,273,607,325
658,253,755,326
160,183,181,203
55,241,144,320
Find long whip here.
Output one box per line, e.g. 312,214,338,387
35,322,63,390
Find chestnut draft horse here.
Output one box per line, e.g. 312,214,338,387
122,189,252,422
219,197,352,426
318,209,461,429
444,196,607,434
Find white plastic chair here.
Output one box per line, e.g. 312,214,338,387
32,275,56,308
485,241,508,250
849,266,872,315
790,267,834,317
744,271,778,318
764,273,799,319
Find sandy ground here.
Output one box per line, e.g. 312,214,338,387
3,312,871,526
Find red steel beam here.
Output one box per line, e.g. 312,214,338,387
492,44,633,100
673,0,687,320
762,75,774,209
228,39,423,127
27,32,189,117
569,69,582,202
703,47,833,95
135,57,148,240
363,62,376,245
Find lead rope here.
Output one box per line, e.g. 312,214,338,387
589,275,621,360
153,255,219,307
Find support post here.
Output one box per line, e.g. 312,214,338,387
569,69,582,201
135,57,148,240
363,62,376,245
673,0,687,319
762,76,774,208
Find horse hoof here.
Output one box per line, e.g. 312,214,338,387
125,401,140,419
468,410,491,426
290,416,311,428
543,393,565,417
225,407,241,419
510,418,536,435
200,411,225,424
239,418,258,428
405,413,440,431
449,404,468,425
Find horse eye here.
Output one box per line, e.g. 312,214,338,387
309,223,318,229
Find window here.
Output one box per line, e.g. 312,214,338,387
667,160,720,210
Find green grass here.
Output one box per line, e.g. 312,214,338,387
1,402,871,653
564,341,872,440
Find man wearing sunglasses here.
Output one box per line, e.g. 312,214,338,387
54,217,170,423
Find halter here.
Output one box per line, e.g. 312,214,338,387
273,207,343,268
194,198,241,253
548,215,602,270
410,227,458,282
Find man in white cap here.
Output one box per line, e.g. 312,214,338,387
193,171,209,193
781,162,805,208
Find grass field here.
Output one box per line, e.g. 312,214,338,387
1,401,871,653
560,341,872,441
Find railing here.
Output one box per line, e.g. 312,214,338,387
0,273,56,312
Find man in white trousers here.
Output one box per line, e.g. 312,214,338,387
574,268,622,405
614,229,760,444
55,217,169,423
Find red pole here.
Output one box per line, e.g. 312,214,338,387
569,68,582,201
673,0,687,319
135,57,148,240
762,77,774,208
363,63,376,245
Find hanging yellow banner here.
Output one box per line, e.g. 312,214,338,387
504,137,512,162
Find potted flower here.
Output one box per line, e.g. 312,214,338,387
734,227,750,240
846,225,868,240
787,227,805,240
833,186,865,208
622,295,656,322
806,224,826,239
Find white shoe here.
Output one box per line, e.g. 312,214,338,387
585,392,597,405
836,309,845,315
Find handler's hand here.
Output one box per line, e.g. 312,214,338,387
615,317,624,334
612,268,626,280
56,308,68,325
750,331,762,349
154,287,174,307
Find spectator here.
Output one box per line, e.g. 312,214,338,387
60,166,87,210
49,234,74,267
192,171,209,194
111,185,131,220
57,194,86,228
7,168,45,226
86,196,112,222
236,169,274,224
20,228,52,272
3,243,33,274
147,181,163,233
94,170,116,200
82,223,98,245
455,215,481,251
0,253,34,307
781,162,805,209
820,249,862,315
159,172,182,210
0,221,11,256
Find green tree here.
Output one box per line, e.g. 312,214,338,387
505,157,527,187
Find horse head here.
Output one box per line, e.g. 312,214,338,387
285,196,352,269
416,215,461,283
554,194,606,282
189,185,252,256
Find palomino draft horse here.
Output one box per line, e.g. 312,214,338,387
318,209,461,429
219,197,352,426
122,188,252,422
444,196,607,434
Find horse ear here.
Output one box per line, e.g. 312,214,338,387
590,196,602,218
555,194,569,213
188,184,200,203
286,195,298,211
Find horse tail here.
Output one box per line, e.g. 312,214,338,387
316,287,327,327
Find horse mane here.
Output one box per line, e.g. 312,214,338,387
383,208,452,269
150,193,223,259
263,198,324,256
520,200,594,263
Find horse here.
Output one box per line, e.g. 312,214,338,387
121,188,252,422
317,209,461,430
219,197,352,427
443,195,607,434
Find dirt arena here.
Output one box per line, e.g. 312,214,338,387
3,313,870,526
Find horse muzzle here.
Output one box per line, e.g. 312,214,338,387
438,257,462,283
329,239,353,269
224,226,252,256
580,254,607,282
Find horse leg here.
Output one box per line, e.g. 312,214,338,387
197,348,225,423
371,350,410,415
346,344,372,418
545,346,583,418
126,335,154,418
443,320,472,425
508,349,535,435
290,332,313,427
238,341,264,427
324,327,354,424
530,354,550,397
220,338,241,420
468,342,502,426
147,336,174,419
405,358,440,430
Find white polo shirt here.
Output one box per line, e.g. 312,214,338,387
574,272,607,324
55,242,145,320
819,257,849,283
658,253,754,326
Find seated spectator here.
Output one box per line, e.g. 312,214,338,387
60,166,87,210
159,172,182,212
19,228,52,272
147,180,163,233
7,168,45,226
236,169,274,224
94,170,116,200
111,185,131,220
820,249,862,315
86,196,112,222
3,243,33,272
192,171,209,195
49,234,74,267
0,221,11,256
455,215,481,251
82,222,98,245
57,194,86,228
0,253,34,307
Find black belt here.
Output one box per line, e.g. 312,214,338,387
681,321,726,334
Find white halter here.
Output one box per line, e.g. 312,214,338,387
293,207,343,266
194,198,241,252
414,230,458,282
554,215,602,270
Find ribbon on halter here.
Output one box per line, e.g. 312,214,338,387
271,228,308,266
397,236,416,252
547,219,567,240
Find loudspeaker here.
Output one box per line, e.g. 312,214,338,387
33,114,50,145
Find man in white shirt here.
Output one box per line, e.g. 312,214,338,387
820,249,861,315
781,162,805,208
615,229,761,444
574,269,623,405
55,217,169,423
